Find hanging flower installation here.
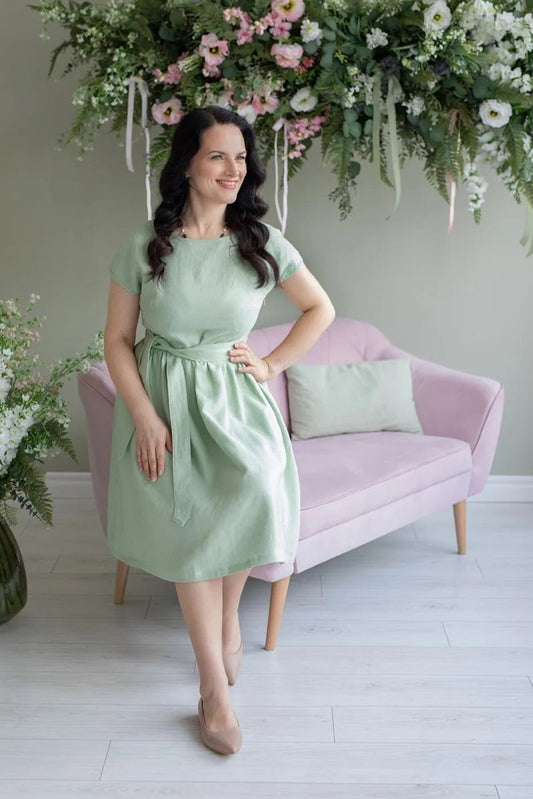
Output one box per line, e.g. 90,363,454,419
31,0,533,250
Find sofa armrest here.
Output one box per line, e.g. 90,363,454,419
381,343,505,495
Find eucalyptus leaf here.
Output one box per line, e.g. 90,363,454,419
344,108,359,123
473,76,491,99
158,23,175,42
429,126,445,143
304,40,319,55
222,60,237,79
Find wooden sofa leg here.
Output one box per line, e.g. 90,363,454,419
264,575,291,651
453,499,467,555
114,559,130,604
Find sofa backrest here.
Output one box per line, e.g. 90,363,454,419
247,316,394,429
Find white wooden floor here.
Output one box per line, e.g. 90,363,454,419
1,492,532,798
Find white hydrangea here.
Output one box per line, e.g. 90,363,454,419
300,18,322,44
0,355,13,404
340,86,357,108
366,28,389,49
459,0,495,32
404,95,426,116
487,41,518,66
487,63,532,93
0,403,39,476
478,126,509,167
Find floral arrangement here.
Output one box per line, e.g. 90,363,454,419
32,0,533,250
0,295,104,527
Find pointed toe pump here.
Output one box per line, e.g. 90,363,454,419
198,697,242,755
223,639,243,686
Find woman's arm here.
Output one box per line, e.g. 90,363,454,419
103,278,154,422
263,264,336,377
104,278,172,481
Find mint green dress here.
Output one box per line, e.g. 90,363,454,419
106,220,303,582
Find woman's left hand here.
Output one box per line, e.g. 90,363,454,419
228,342,275,383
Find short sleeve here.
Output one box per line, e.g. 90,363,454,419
266,225,305,284
109,221,151,294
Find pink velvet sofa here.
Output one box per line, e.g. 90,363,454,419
78,317,504,650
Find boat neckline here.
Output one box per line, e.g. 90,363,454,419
171,232,236,242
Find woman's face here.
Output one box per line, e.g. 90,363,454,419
186,123,248,203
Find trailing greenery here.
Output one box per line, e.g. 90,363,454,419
30,0,533,248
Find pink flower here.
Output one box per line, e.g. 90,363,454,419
270,17,292,38
252,88,280,115
236,25,255,44
271,0,306,23
199,33,229,66
223,7,251,26
153,53,189,85
256,10,291,37
294,55,315,74
271,42,303,68
202,63,222,79
283,113,327,158
151,97,183,125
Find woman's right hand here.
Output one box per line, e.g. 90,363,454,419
133,410,173,482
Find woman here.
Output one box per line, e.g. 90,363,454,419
103,105,335,755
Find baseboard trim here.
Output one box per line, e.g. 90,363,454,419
44,472,533,502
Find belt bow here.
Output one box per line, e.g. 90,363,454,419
135,330,236,527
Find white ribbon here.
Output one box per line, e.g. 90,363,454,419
273,118,289,235
125,76,152,221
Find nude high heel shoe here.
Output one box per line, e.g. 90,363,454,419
197,697,242,755
222,638,243,686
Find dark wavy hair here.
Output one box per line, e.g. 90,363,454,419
147,105,281,289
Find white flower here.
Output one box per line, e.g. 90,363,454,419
479,99,513,127
236,104,257,125
424,1,452,33
289,87,318,112
366,27,389,49
463,158,488,214
404,95,426,116
300,18,322,44
0,404,36,476
0,376,10,404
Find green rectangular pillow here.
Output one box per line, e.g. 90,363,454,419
285,358,424,440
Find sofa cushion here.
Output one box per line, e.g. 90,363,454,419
285,358,423,440
292,431,472,540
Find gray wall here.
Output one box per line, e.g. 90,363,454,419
2,2,530,474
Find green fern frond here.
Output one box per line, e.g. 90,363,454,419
505,118,526,175
9,455,53,526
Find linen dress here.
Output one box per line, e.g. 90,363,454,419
106,219,304,582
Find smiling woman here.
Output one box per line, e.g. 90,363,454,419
103,104,335,756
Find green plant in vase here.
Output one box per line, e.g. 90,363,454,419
0,294,103,624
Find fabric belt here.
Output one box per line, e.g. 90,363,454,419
135,329,237,527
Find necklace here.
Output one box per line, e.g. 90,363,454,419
176,217,228,239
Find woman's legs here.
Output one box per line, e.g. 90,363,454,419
174,568,251,729
174,577,234,730
222,567,251,653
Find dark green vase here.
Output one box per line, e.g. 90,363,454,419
0,516,28,624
